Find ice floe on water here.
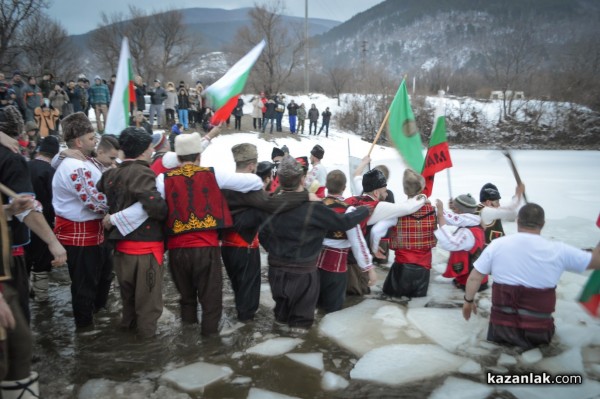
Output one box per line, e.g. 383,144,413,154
246,337,303,357
350,344,468,385
285,352,324,371
247,387,300,399
159,362,233,393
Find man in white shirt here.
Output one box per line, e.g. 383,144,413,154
463,203,600,349
304,145,327,197
52,112,112,329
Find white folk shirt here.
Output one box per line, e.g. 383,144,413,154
321,198,373,271
305,162,327,191
474,232,592,288
434,210,481,252
52,157,107,222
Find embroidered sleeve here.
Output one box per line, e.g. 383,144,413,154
434,225,475,252
69,166,108,214
443,209,481,227
368,197,426,225
345,206,374,271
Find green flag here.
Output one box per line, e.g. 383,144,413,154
387,80,424,171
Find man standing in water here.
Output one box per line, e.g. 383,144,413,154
463,203,600,349
260,155,370,332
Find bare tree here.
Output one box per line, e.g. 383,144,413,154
326,66,352,106
480,18,544,120
17,12,79,80
0,0,48,68
152,10,202,79
231,0,305,95
89,7,200,81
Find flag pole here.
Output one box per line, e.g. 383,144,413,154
367,108,390,156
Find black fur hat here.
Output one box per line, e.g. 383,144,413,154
362,169,387,193
62,112,94,142
0,105,24,137
310,144,324,160
119,128,152,159
271,147,285,160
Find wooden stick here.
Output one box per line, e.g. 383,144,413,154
502,150,528,203
367,108,391,156
0,183,19,200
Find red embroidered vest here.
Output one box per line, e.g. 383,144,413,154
164,164,232,236
344,195,378,235
443,225,487,285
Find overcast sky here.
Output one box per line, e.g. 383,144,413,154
47,0,384,35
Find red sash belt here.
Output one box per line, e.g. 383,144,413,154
221,230,259,248
115,240,164,265
54,216,104,246
11,246,24,257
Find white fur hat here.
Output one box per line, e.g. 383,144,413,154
175,133,203,156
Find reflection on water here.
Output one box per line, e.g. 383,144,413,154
32,265,447,399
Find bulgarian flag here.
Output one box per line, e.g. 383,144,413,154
105,37,136,136
387,79,424,172
421,115,452,197
579,271,600,317
203,40,266,125
578,213,600,317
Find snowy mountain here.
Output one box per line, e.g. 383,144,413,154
313,0,600,75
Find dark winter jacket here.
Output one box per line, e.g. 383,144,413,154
264,99,277,118
135,84,146,111
308,107,319,122
287,102,299,116
322,110,332,123
177,89,190,109
150,87,168,105
260,196,369,269
23,84,43,111
97,160,167,242
233,98,244,117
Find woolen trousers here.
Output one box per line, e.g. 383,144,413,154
169,246,223,336
114,252,164,338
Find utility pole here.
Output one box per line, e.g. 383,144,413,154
304,0,309,94
361,40,367,93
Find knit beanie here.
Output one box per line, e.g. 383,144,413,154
480,182,501,202
453,194,478,214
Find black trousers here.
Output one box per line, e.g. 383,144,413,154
0,284,32,381
317,268,347,313
25,233,53,274
65,243,113,328
268,267,319,328
7,255,30,323
382,262,430,298
221,246,261,321
487,322,554,350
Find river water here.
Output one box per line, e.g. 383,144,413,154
32,261,453,399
